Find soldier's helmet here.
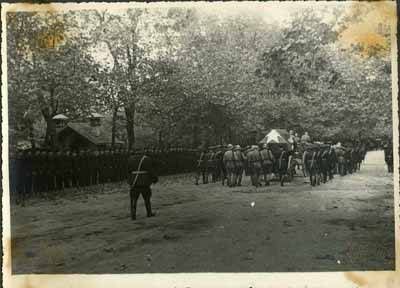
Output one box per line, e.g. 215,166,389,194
252,145,259,150
227,144,234,150
234,145,241,151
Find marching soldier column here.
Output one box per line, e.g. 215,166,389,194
194,132,382,188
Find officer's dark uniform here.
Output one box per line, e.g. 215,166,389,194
127,153,158,220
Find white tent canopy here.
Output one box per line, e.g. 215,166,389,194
259,129,289,144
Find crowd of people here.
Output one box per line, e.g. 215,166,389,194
194,131,372,188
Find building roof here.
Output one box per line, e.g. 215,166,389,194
52,114,69,120
59,122,124,145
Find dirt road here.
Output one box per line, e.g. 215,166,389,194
11,150,395,273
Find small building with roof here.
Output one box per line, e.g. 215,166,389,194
56,113,124,150
53,114,69,129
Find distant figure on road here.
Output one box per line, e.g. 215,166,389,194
233,145,246,186
223,144,235,187
301,132,311,144
127,151,158,220
247,145,262,187
195,146,208,185
384,143,393,173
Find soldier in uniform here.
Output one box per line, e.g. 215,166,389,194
76,150,84,187
127,151,158,220
97,149,104,184
71,150,79,188
9,150,17,203
15,150,26,204
122,148,129,181
384,142,393,173
301,132,311,144
276,145,289,186
53,150,62,191
247,145,262,187
233,145,246,186
260,143,275,186
39,150,49,193
327,143,337,180
115,148,122,182
195,146,208,185
320,145,330,183
207,146,217,183
31,149,41,195
223,144,235,187
92,149,100,185
22,149,33,202
47,150,56,192
105,149,113,183
335,143,347,176
288,130,296,152
64,150,72,189
214,145,226,182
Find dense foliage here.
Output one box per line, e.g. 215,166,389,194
6,3,394,149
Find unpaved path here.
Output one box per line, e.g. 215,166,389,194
11,150,395,273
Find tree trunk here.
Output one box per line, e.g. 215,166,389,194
111,106,118,148
44,115,56,148
192,125,199,148
125,102,135,150
158,130,163,148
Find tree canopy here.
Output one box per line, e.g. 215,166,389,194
6,2,395,150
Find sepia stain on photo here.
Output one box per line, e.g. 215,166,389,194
2,0,397,277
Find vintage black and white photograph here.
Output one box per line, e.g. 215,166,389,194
2,0,397,278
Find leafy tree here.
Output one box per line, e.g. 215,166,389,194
7,11,99,147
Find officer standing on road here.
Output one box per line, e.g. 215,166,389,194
223,144,235,187
247,145,262,187
127,150,158,220
260,143,274,186
195,146,208,185
233,145,245,186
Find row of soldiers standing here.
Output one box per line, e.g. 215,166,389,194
10,147,199,204
10,149,130,203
